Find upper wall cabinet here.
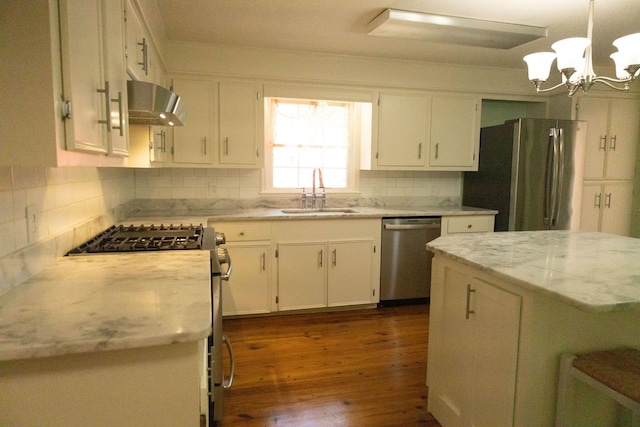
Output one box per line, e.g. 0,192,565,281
575,97,639,181
172,78,215,165
59,0,129,157
217,81,264,168
429,94,480,170
124,0,164,85
0,0,128,167
364,90,480,171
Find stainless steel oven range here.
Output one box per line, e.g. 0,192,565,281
67,223,234,425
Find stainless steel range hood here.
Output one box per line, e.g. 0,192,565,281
127,80,186,126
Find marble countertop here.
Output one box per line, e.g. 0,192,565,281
179,205,495,223
427,230,640,313
0,251,211,362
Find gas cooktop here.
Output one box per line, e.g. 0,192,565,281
67,224,204,255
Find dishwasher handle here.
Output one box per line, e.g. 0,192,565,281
384,223,441,230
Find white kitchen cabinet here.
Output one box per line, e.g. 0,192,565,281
429,95,480,170
0,340,202,426
223,242,271,316
272,219,381,312
172,78,215,164
427,258,521,427
211,221,272,316
59,0,129,157
440,215,495,236
367,91,480,171
1,0,130,166
327,240,375,307
278,241,328,310
375,91,431,168
149,126,173,163
217,81,264,168
576,97,639,181
580,181,633,236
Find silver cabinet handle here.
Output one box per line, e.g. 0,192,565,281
435,142,439,160
261,252,266,271
465,284,475,319
222,334,235,389
332,249,337,267
609,135,617,151
605,193,612,208
203,137,207,156
97,81,112,131
599,136,607,150
138,37,148,74
595,193,602,208
319,249,323,267
224,137,229,156
111,91,124,136
418,142,423,159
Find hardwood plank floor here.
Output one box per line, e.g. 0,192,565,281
219,304,442,426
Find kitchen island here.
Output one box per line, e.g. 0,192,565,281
0,251,211,426
426,231,640,427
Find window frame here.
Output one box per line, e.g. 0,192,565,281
261,91,371,196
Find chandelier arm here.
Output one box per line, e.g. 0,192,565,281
593,75,632,84
534,82,568,93
592,79,631,91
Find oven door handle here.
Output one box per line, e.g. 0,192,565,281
222,334,235,389
221,249,233,281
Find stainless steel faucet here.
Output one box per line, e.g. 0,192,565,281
312,168,325,210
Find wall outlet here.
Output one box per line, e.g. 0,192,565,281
26,205,39,243
208,183,217,197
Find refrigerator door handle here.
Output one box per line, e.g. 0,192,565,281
554,128,565,227
544,128,559,227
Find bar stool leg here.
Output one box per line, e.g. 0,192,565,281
556,353,577,427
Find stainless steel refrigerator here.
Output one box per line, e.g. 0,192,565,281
463,119,587,232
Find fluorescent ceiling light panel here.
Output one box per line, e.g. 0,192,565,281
367,9,547,49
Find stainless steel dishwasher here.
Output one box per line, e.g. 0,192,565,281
380,217,441,303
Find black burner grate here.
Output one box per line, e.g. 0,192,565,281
67,224,204,255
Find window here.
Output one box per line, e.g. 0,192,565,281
263,97,369,194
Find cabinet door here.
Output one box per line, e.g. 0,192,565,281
428,260,521,427
172,79,213,164
429,95,479,170
577,97,609,180
149,127,172,163
471,278,521,427
428,264,475,427
222,243,270,316
601,181,633,236
277,242,327,311
376,92,430,167
580,183,603,232
103,0,128,157
124,0,147,81
218,81,263,166
59,0,108,154
607,99,639,180
328,240,374,307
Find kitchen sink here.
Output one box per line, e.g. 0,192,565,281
280,208,361,214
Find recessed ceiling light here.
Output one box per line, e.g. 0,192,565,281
367,9,547,49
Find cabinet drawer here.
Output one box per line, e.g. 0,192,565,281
443,216,493,234
214,222,271,241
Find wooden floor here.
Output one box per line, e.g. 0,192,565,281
219,303,442,426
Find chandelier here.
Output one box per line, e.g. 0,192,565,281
523,0,640,96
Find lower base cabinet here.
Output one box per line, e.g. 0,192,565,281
0,340,204,426
223,242,271,316
580,181,633,236
428,257,521,426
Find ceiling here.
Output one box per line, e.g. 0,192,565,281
155,0,639,71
